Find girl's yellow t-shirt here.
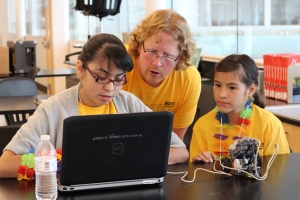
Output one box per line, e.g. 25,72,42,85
78,101,117,115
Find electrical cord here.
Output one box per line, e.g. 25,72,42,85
167,138,279,183
167,166,231,183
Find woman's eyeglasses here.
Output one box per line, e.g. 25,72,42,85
82,62,127,86
142,42,180,64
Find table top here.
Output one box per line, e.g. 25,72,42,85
0,68,76,79
165,153,299,200
0,95,49,115
0,153,298,200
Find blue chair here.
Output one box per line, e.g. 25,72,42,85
0,77,38,125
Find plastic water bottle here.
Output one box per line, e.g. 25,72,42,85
35,135,57,200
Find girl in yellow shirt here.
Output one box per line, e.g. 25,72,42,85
190,54,290,163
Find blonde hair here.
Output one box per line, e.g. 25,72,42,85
128,9,195,70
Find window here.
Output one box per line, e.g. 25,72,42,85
271,0,300,25
68,0,300,59
190,0,300,58
25,0,46,36
7,0,16,34
69,0,145,41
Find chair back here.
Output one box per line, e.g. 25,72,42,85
0,125,21,155
197,85,216,118
27,67,40,81
0,77,38,97
0,77,38,125
184,84,215,150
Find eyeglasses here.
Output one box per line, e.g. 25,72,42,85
82,62,127,86
142,42,180,64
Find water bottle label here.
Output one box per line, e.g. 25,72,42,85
35,156,57,171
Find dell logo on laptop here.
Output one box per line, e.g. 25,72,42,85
111,143,124,155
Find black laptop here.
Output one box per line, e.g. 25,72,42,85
58,111,173,191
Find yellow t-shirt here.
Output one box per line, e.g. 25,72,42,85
189,104,290,162
78,101,117,115
122,57,201,129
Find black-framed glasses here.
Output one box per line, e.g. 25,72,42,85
82,62,127,86
142,42,180,64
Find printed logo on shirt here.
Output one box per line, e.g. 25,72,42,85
148,102,174,112
164,101,175,107
148,104,165,111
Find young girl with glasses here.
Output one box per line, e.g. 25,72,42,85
0,34,188,178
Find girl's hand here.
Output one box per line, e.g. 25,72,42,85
192,151,216,163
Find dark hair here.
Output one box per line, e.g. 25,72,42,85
214,54,265,108
79,33,133,72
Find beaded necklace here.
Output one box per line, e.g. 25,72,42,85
78,92,86,115
215,97,253,127
78,91,110,115
213,97,254,158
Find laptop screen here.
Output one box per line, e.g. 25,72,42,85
60,111,173,186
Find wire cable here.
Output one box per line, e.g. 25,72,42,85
167,138,279,183
167,167,231,183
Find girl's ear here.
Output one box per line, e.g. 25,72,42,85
248,83,256,97
76,60,84,79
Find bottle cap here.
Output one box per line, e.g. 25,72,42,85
40,135,50,141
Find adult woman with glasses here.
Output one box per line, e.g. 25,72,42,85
123,9,201,140
0,34,188,178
